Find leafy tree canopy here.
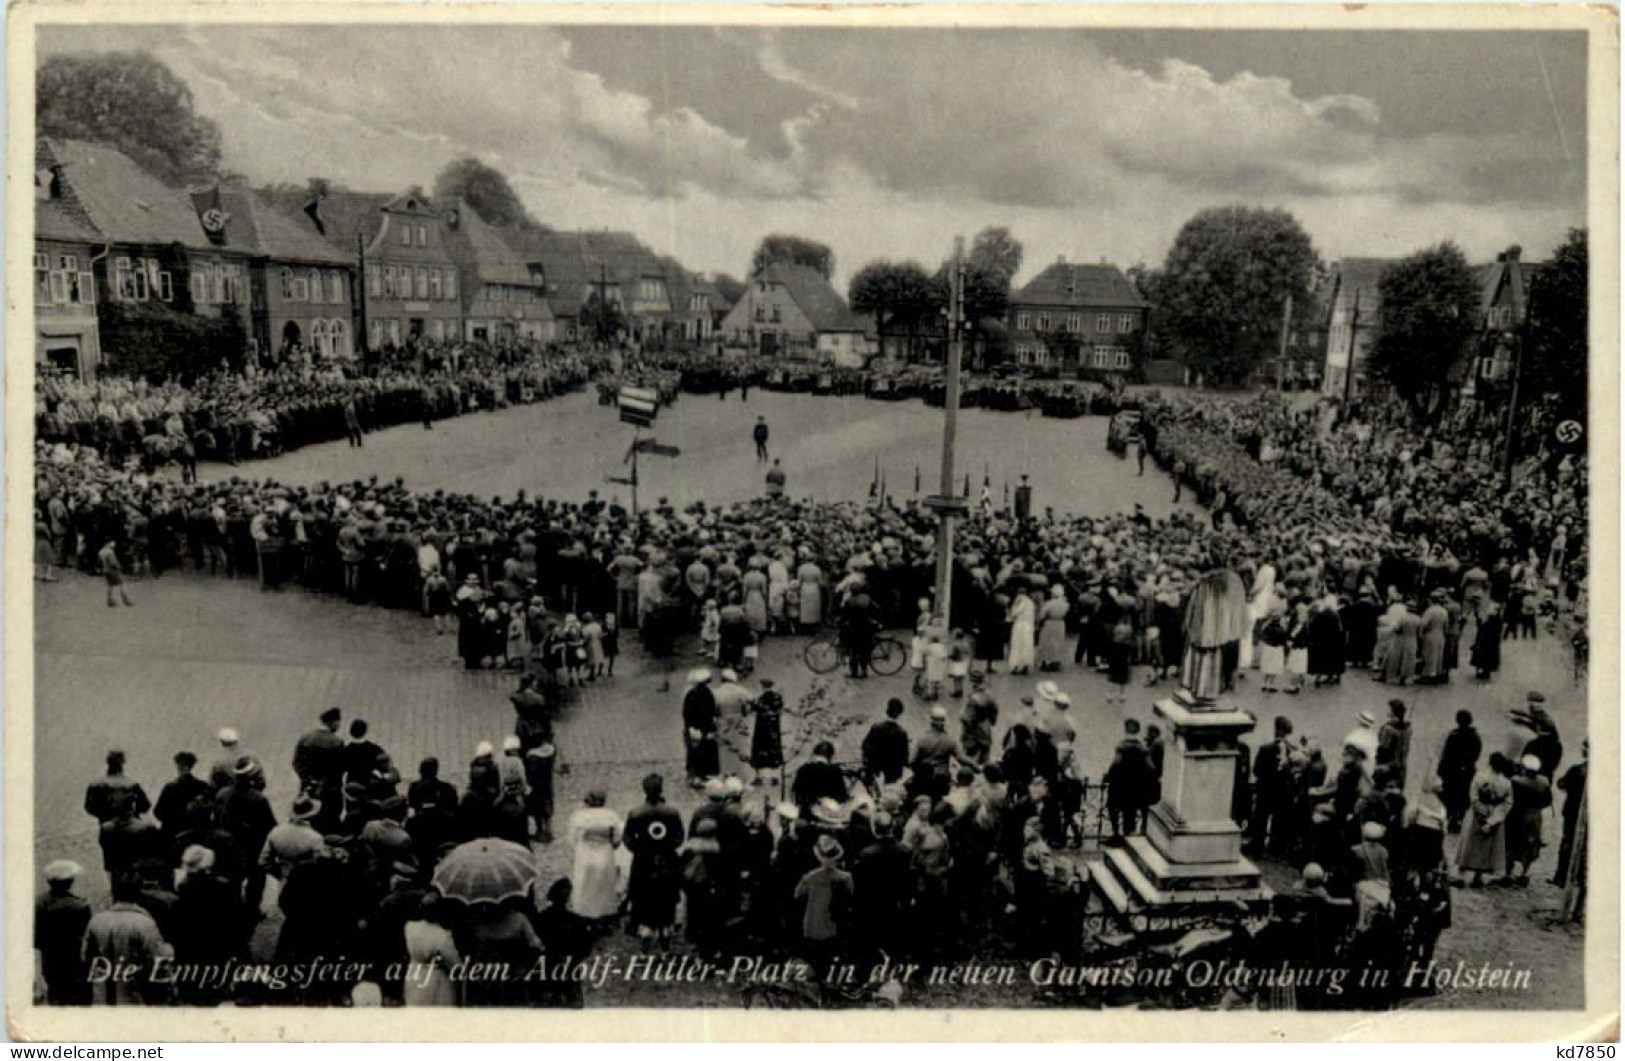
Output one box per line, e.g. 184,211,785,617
751,234,835,281
1523,228,1588,420
968,226,1023,287
1156,206,1320,385
433,156,539,230
38,51,223,187
1369,241,1481,416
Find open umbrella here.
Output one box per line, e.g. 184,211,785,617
431,837,538,905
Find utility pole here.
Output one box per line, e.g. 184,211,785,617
1276,293,1293,393
1342,289,1361,404
356,229,370,360
928,237,969,625
1503,332,1524,488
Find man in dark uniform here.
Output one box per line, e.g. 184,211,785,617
752,416,770,461
622,773,686,949
861,699,910,785
292,708,346,832
154,751,211,843
682,670,720,788
1553,739,1588,887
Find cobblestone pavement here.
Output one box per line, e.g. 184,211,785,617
33,563,1586,1007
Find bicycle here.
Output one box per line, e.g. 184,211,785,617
803,633,908,677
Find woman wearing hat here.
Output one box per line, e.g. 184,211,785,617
1036,584,1071,672
1503,755,1553,888
1455,753,1514,888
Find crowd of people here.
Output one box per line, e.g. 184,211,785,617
31,351,1591,1009
36,345,605,473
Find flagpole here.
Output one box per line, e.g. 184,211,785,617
931,237,967,625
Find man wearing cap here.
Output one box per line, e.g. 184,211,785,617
218,757,276,921
209,729,245,790
910,707,971,802
35,861,91,1005
682,669,720,788
793,834,852,978
292,708,346,826
1437,711,1482,833
1375,700,1413,791
154,751,211,842
1519,693,1564,782
624,773,686,949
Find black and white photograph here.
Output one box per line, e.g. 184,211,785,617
9,3,1617,1041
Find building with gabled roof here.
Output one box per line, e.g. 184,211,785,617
37,138,254,372
32,183,103,378
443,204,552,345
1006,258,1147,375
197,187,358,359
718,262,872,366
262,187,462,351
1320,256,1393,398
1467,245,1548,395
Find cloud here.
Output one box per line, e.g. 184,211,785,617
36,24,1585,284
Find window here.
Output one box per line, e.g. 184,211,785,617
311,319,329,356
755,305,766,323
1109,347,1131,369
385,318,402,346
305,270,321,304
48,266,68,304
190,270,208,304
1035,313,1050,331
1092,313,1108,332
383,267,397,299
281,268,295,301
330,319,349,358
369,319,384,349
1067,313,1080,333
416,267,429,299
399,223,412,246
1118,314,1134,334
292,275,309,302
114,257,147,301
416,224,427,247
443,270,457,300
367,265,381,298
428,270,442,300
1016,311,1030,330
34,252,51,302
212,265,227,305
771,305,782,323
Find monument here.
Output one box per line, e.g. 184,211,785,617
1090,567,1272,920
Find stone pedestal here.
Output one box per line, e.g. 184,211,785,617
1090,688,1272,918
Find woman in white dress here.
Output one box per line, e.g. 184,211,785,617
567,789,624,921
1006,589,1037,675
767,553,791,633
1243,562,1276,672
402,893,460,1007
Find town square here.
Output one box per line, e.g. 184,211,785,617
18,13,1603,1027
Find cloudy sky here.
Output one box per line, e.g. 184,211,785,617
39,23,1587,286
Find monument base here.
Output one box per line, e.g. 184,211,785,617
1088,690,1273,921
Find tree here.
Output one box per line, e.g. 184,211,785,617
1522,228,1588,420
751,235,834,281
1369,242,1481,416
433,157,539,229
849,260,938,361
968,226,1023,287
711,273,747,307
1155,206,1320,386
38,52,222,187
